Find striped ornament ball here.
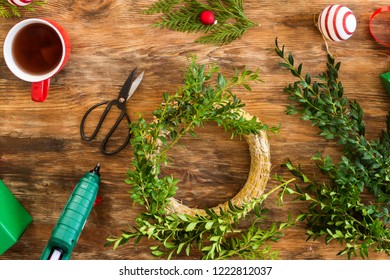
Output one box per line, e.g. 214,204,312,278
7,0,32,6
318,4,357,41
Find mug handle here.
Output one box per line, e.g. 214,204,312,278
31,79,50,102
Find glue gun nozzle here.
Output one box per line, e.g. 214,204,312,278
92,163,101,176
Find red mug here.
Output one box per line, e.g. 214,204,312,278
3,18,71,102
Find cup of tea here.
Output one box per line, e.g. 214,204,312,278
3,18,71,102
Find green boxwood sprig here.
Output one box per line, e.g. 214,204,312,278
275,38,390,259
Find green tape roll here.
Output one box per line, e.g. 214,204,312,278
0,179,32,255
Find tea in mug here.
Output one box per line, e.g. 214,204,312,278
12,23,63,75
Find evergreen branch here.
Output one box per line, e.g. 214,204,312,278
143,0,257,45
156,8,212,33
0,4,9,17
0,0,47,18
196,21,256,46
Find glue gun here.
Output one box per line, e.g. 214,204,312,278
40,164,101,260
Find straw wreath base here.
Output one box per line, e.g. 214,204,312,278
165,110,271,217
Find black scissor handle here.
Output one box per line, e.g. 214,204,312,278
80,100,131,155
80,100,111,141
101,112,131,155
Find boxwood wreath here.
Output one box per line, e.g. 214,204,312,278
106,57,295,260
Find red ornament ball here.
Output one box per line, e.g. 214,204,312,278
199,10,216,25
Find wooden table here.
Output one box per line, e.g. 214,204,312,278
0,0,389,260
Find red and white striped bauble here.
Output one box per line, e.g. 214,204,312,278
318,4,357,41
7,0,32,6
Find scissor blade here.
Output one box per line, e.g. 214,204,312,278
118,68,137,100
127,71,144,100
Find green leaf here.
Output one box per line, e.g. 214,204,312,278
279,222,288,230
296,214,307,222
151,250,165,257
177,243,185,254
210,236,221,242
242,83,252,91
185,222,198,232
218,73,227,88
177,214,189,222
205,221,214,230
163,92,169,102
288,53,294,65
185,244,191,256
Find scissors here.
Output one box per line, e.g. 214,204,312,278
80,68,144,155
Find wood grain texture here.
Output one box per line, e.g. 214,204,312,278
0,0,389,260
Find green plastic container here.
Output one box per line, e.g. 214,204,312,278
380,72,390,96
0,179,32,255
